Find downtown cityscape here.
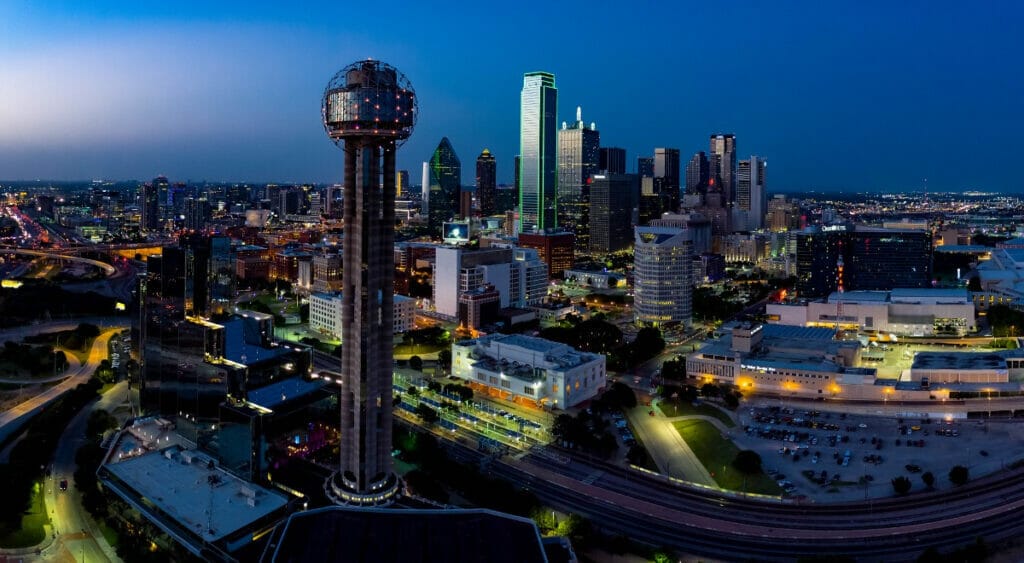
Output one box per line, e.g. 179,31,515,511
1,2,1024,563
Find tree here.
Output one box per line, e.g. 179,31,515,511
732,450,763,475
86,409,118,437
415,403,439,424
921,471,935,489
438,349,452,370
602,382,637,409
409,355,423,371
701,383,720,398
723,392,740,409
631,326,665,361
949,465,969,486
75,323,101,339
892,475,913,495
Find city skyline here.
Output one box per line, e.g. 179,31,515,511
1,2,1022,193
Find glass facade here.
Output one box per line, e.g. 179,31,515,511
589,174,638,254
427,137,461,236
519,72,557,233
476,149,497,216
557,115,599,253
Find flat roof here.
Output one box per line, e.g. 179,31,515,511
761,324,837,341
246,377,326,410
911,352,1008,371
263,507,547,563
104,447,289,542
829,291,890,303
890,288,969,300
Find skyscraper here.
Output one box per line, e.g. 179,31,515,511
427,137,461,234
397,170,410,199
140,181,160,232
519,72,558,233
476,149,497,216
637,157,654,178
590,174,638,254
184,197,210,231
322,59,416,505
634,226,692,327
153,175,170,218
599,147,626,174
654,148,681,213
709,134,736,203
685,151,710,195
736,156,767,230
557,106,600,253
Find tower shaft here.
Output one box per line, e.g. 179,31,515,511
334,139,398,503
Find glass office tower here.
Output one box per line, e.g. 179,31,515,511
519,72,558,233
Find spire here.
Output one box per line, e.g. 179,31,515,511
576,105,582,122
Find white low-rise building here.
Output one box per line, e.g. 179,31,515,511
766,288,976,336
452,334,605,409
310,292,414,338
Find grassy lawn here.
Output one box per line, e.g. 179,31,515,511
0,480,49,548
658,400,736,428
98,520,120,548
394,343,445,357
672,419,781,495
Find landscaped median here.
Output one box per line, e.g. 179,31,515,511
657,399,736,428
672,419,781,495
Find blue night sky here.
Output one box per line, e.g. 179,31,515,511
1,1,1021,193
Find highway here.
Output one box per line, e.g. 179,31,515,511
0,327,124,444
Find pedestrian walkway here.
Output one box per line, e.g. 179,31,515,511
625,404,716,486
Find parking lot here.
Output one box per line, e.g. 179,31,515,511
734,403,1024,501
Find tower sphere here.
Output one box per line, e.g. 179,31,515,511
322,59,417,146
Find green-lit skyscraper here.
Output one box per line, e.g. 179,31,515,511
519,71,557,233
427,137,461,236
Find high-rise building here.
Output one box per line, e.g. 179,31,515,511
321,59,416,505
736,156,767,230
519,72,558,233
140,181,161,232
589,174,638,254
794,226,932,298
599,147,626,174
427,137,462,234
518,231,574,279
184,197,210,231
153,175,170,219
557,106,600,253
476,149,497,216
685,151,710,195
633,226,693,327
637,157,654,178
709,134,737,204
653,148,681,213
397,170,411,199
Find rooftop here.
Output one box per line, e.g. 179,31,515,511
262,507,548,563
104,446,289,543
246,377,326,410
911,352,1009,371
761,324,837,341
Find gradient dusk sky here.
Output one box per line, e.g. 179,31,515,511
1,1,1021,193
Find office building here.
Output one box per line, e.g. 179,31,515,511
153,175,170,218
561,106,598,252
140,181,161,232
427,137,462,235
310,292,414,338
519,72,558,233
589,174,638,254
495,185,518,215
184,197,210,231
633,226,693,327
432,246,548,318
321,59,416,504
397,169,411,199
637,156,654,178
557,107,600,253
458,284,502,329
653,148,681,213
452,333,606,409
476,149,497,216
735,156,767,230
709,134,736,203
599,147,626,174
685,151,711,195
518,231,574,279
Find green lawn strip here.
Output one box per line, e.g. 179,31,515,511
672,419,781,495
658,400,736,428
394,343,445,356
0,480,49,548
98,520,120,548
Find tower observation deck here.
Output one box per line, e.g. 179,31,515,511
322,59,416,505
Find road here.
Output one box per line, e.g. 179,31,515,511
0,329,122,445
39,382,128,563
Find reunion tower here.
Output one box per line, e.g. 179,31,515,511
322,59,416,505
